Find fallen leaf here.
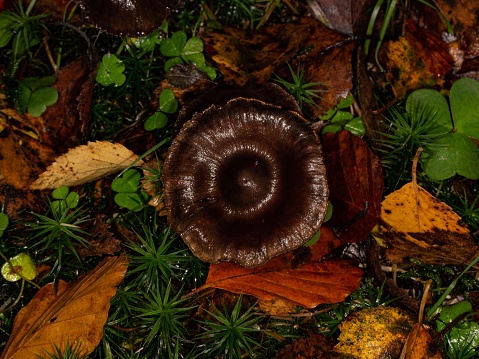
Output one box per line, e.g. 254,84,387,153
378,182,478,266
322,130,384,243
334,306,415,359
203,22,311,86
75,216,122,258
1,255,128,359
258,297,297,316
30,141,144,190
275,333,340,359
402,323,442,359
189,227,363,308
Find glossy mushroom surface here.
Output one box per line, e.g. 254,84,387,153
163,97,328,267
77,0,178,36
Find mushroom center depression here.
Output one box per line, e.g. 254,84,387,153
217,153,275,213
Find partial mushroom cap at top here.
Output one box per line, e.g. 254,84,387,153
163,96,329,267
76,0,178,36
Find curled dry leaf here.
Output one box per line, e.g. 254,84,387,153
1,255,128,359
30,141,144,190
189,227,363,309
402,323,442,359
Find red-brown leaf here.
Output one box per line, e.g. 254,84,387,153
190,227,363,308
322,130,384,243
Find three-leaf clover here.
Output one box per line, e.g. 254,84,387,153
112,169,148,212
96,54,126,87
408,78,479,180
144,89,178,131
321,95,365,137
16,76,58,117
50,186,80,215
160,31,216,80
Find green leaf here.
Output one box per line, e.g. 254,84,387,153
337,94,354,109
164,56,184,72
65,192,80,209
16,82,32,114
96,54,126,87
304,229,321,246
144,112,168,131
422,132,479,180
320,108,338,120
198,64,217,81
1,252,37,282
114,192,145,212
0,212,9,237
52,186,69,200
182,37,203,56
0,28,14,48
437,301,472,332
344,117,366,137
406,89,451,135
159,89,178,114
182,52,205,67
330,111,353,123
27,86,58,117
160,31,187,57
450,78,479,139
23,76,57,90
112,169,141,193
321,124,342,135
132,31,161,52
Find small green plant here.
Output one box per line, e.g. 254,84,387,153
197,295,262,359
16,76,59,117
274,63,323,110
111,169,149,212
144,88,178,131
436,301,479,359
132,282,193,354
26,187,90,280
320,94,365,136
0,0,48,65
0,211,8,237
96,53,127,87
1,252,37,282
126,223,189,292
160,30,216,80
37,341,88,359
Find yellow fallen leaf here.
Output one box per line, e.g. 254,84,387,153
30,141,144,190
334,306,415,359
1,255,128,359
381,182,469,235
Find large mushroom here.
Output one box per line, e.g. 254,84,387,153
163,85,328,267
76,0,179,36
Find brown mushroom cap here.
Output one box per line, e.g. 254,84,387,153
76,0,177,36
163,97,328,267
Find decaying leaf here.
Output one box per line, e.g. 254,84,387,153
75,216,122,258
189,227,363,309
30,141,144,190
203,22,311,86
275,333,340,359
334,306,415,359
322,130,384,243
1,255,128,359
378,181,479,266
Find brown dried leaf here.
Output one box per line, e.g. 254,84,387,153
190,227,363,308
322,130,384,243
75,216,122,258
402,323,442,359
203,22,311,86
30,141,144,190
275,333,340,359
1,255,128,359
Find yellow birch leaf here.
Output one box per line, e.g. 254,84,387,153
1,255,128,359
30,141,144,190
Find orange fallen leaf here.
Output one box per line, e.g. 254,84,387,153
190,227,363,308
402,323,442,359
30,141,144,190
1,255,128,359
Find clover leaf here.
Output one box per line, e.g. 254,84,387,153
112,169,148,212
96,54,126,87
409,78,479,180
50,186,80,214
16,76,58,117
144,89,178,131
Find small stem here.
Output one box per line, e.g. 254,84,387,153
25,0,38,17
